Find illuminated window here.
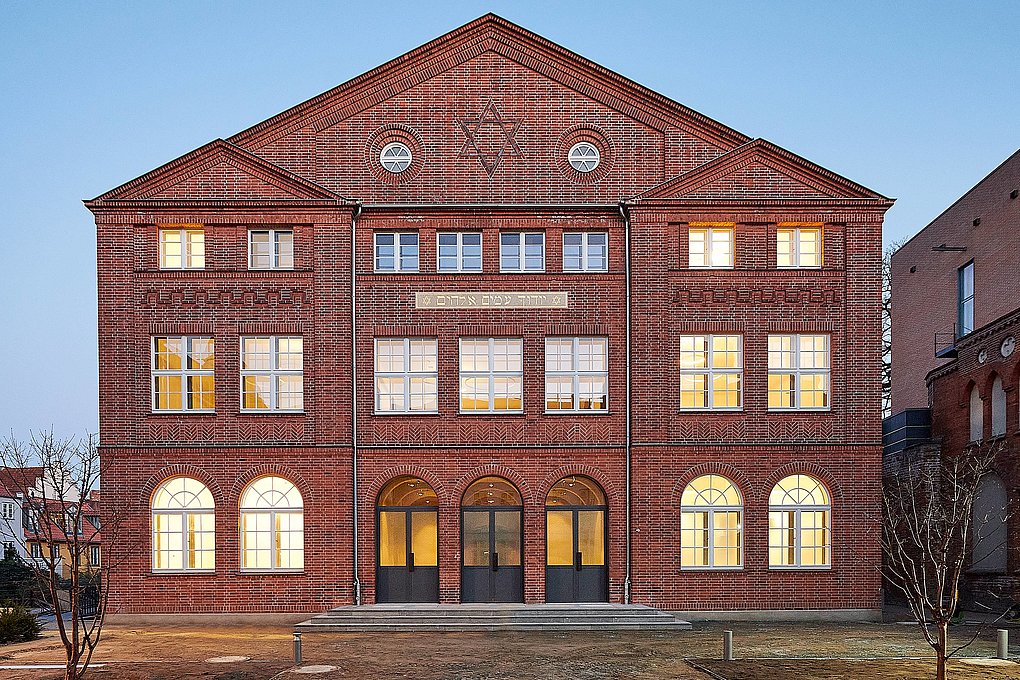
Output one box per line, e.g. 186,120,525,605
688,225,733,268
767,334,829,410
563,232,608,272
545,337,608,412
159,227,205,269
777,226,822,268
151,477,215,572
241,337,303,412
152,337,215,412
375,232,419,272
500,232,545,272
679,335,742,410
460,338,523,413
249,230,294,270
240,476,303,571
681,475,742,569
380,142,412,173
374,338,438,413
769,474,831,568
437,232,482,272
568,142,600,173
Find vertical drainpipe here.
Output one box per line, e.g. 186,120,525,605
619,202,632,604
351,202,363,605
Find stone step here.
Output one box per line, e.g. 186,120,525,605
296,621,691,632
305,614,682,625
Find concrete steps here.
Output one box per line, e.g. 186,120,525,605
296,603,692,632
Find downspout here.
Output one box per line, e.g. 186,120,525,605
351,202,363,605
619,202,632,604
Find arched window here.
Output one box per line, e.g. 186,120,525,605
240,476,303,571
970,385,984,442
991,376,1006,437
151,477,214,572
972,473,1008,573
680,475,742,569
768,474,830,568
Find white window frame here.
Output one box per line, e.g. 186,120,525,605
240,336,304,412
151,336,216,413
248,229,294,270
768,476,831,570
687,225,734,269
151,477,215,573
30,542,42,559
374,338,439,414
776,226,823,269
159,227,205,270
380,142,412,173
567,142,601,173
678,335,743,411
544,337,609,413
90,545,101,566
374,232,419,272
459,338,524,414
680,475,744,571
1,502,14,520
499,232,545,272
562,232,608,272
239,476,304,573
767,334,830,411
437,232,483,272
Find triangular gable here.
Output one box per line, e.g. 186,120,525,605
632,139,888,201
89,139,345,203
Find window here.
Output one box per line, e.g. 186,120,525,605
380,142,412,173
688,225,734,268
681,475,742,569
767,334,830,410
991,376,1006,437
545,337,608,412
87,515,101,530
972,473,1008,573
151,477,215,572
159,227,205,269
240,476,303,571
769,474,831,568
562,232,608,272
568,142,600,173
958,261,974,336
1,502,14,520
437,232,482,272
152,337,215,412
970,384,984,442
249,230,294,270
30,542,42,559
460,338,523,413
374,232,419,272
241,337,304,411
679,335,742,410
500,232,545,272
90,545,101,566
777,226,822,268
374,339,438,413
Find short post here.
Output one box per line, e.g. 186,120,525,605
293,631,303,665
723,630,734,661
997,629,1008,660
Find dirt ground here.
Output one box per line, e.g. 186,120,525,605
1,619,1018,679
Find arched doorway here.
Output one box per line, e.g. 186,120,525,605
972,473,1008,573
461,477,523,603
376,476,439,603
545,475,608,602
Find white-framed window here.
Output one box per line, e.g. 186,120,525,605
562,232,608,272
688,225,734,268
679,335,742,410
681,475,743,570
152,337,215,412
437,232,482,272
159,227,205,270
374,232,419,272
240,476,303,571
767,334,830,410
380,142,412,173
958,261,975,336
568,142,600,173
460,338,523,413
249,229,294,270
30,542,42,559
241,337,304,412
545,337,608,412
500,232,545,272
90,545,101,566
777,226,822,268
1,502,14,520
151,477,215,572
768,474,831,569
374,338,438,413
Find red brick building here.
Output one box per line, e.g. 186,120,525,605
87,15,891,617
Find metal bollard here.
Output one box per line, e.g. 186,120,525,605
293,631,303,665
997,629,1008,660
723,630,734,661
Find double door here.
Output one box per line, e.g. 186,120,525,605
376,508,439,603
461,507,523,603
545,507,608,602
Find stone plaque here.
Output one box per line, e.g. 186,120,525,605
415,292,568,309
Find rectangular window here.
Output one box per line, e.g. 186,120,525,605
152,337,215,412
159,227,205,269
0,502,14,520
460,338,523,413
958,261,974,336
30,543,42,559
374,338,439,413
90,545,101,566
500,232,545,272
679,335,742,410
545,337,608,412
374,232,419,272
767,334,830,410
437,232,482,272
241,336,304,411
776,226,822,268
688,225,734,268
249,229,294,270
563,232,608,272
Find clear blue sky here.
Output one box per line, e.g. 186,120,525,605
1,1,1017,438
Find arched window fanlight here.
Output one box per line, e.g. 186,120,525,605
680,475,742,569
240,476,304,571
768,474,830,568
151,477,215,572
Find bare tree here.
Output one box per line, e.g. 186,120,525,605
0,432,117,680
882,240,904,418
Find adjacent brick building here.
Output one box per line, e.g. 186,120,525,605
87,15,891,616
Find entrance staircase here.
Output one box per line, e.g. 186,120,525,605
295,603,691,632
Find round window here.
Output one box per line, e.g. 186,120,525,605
380,142,412,173
567,142,600,173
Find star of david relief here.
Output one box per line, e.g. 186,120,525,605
457,100,523,176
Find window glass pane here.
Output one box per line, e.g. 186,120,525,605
188,375,216,410
768,373,794,409
376,377,405,411
155,337,183,370
243,375,271,410
680,374,707,408
563,233,583,271
577,510,605,565
688,229,707,267
712,373,741,408
500,233,520,270
493,376,522,410
189,338,215,370
185,231,205,268
768,335,793,368
242,338,272,370
493,511,522,566
378,511,406,567
777,229,794,267
545,376,574,410
546,510,573,566
276,231,294,269
711,335,740,369
409,377,437,412
250,231,271,268
462,511,489,566
712,510,742,567
376,339,404,373
545,338,573,372
460,376,489,411
277,375,304,410
155,375,183,410
277,337,303,370
680,335,708,369
578,375,607,410
710,229,732,267
523,233,544,270
411,511,438,567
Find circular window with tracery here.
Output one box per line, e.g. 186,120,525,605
557,125,613,184
366,125,425,184
568,142,600,173
380,142,412,173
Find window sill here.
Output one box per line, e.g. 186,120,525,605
678,408,743,413
238,410,306,415
150,411,216,416
562,269,609,274
687,266,735,271
767,408,831,413
498,270,547,274
247,267,296,272
151,569,216,576
681,567,744,572
373,411,440,416
768,565,832,571
238,569,305,575
459,411,526,416
544,410,611,415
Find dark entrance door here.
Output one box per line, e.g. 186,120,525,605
460,477,524,603
545,476,608,603
376,477,439,603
